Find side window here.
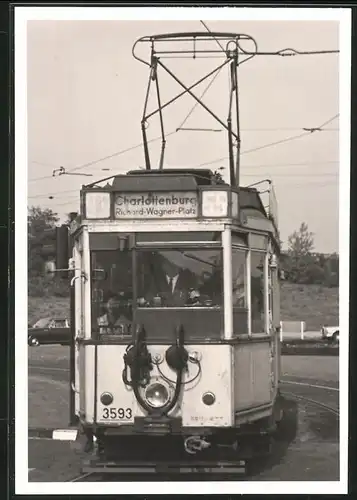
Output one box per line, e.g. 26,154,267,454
232,248,247,308
251,252,265,333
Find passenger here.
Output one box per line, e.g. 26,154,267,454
97,293,132,334
143,251,201,307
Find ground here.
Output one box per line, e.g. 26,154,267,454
28,282,339,330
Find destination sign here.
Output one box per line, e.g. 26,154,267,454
114,192,198,219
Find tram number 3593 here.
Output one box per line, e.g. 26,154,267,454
102,407,132,420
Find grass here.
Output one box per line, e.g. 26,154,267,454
281,355,339,382
28,296,70,326
28,281,338,331
280,283,338,331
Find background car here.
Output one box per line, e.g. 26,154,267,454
321,325,339,344
28,317,71,346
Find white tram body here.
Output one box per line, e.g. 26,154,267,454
58,168,283,472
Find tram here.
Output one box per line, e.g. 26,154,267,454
53,32,285,474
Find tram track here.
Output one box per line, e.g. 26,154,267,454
67,472,96,482
280,390,339,417
279,378,339,416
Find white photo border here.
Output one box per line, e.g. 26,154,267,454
15,5,350,495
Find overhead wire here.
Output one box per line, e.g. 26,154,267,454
29,73,339,182
273,180,337,188
241,160,338,168
196,21,340,168
28,22,339,220
200,21,225,52
29,24,339,191
241,127,338,132
29,59,226,183
199,20,339,57
28,188,79,200
48,198,80,208
197,113,340,168
29,160,338,203
242,172,338,177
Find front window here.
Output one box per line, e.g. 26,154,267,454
89,232,223,338
88,231,268,338
136,248,222,308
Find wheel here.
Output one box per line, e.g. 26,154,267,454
332,331,339,343
275,398,298,442
28,336,40,347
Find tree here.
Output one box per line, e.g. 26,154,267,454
324,252,339,287
283,222,339,286
28,206,59,275
284,222,318,284
288,222,314,257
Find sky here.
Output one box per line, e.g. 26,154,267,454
26,15,341,253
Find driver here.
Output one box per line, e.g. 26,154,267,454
97,293,132,334
142,251,201,307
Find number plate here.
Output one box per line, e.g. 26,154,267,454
99,406,133,423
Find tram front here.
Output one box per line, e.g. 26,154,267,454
69,168,281,473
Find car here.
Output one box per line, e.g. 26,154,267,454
32,317,70,329
321,325,339,344
28,317,71,346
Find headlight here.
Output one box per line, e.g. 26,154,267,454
144,382,170,409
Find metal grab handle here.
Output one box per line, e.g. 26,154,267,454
70,272,87,287
71,382,80,394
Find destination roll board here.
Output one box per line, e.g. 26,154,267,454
82,188,239,220
114,192,198,219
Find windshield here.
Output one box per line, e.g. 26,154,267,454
136,248,223,308
32,318,51,329
89,231,270,338
89,232,223,336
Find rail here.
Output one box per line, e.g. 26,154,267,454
246,179,279,231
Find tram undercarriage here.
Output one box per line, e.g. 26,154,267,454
73,395,287,475
80,431,272,475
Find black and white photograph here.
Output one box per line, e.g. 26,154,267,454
15,5,350,495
